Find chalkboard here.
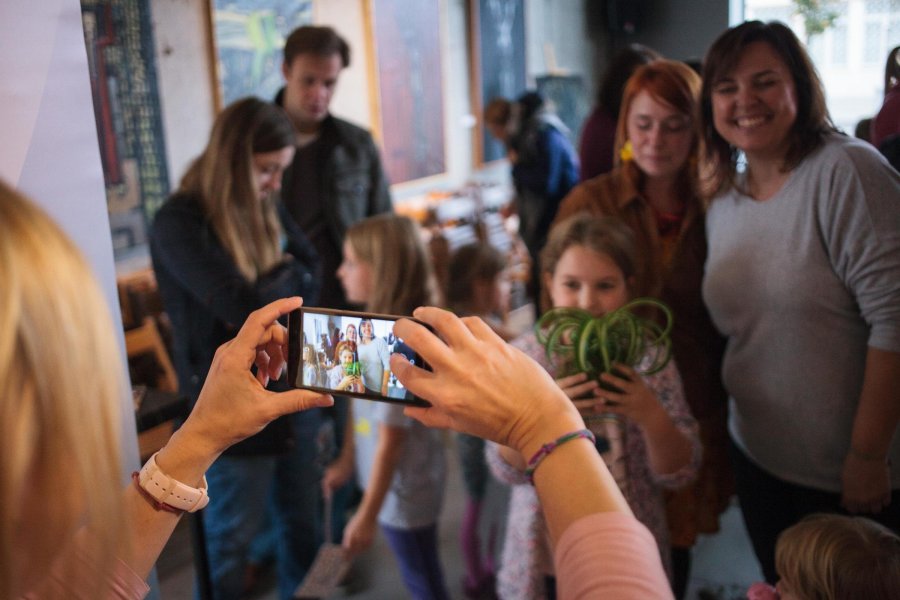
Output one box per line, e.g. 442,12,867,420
470,0,527,165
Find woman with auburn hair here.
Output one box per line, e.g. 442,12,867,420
0,181,332,598
553,59,731,597
150,97,328,599
700,20,900,584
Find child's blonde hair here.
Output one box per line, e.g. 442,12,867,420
345,214,439,315
539,214,637,313
776,513,900,600
0,181,127,597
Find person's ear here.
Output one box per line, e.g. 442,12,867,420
281,60,290,80
542,271,554,296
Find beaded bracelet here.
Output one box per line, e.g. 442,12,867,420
524,428,596,485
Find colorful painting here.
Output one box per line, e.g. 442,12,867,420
212,0,314,107
81,0,171,259
370,0,446,184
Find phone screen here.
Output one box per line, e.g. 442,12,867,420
287,307,430,406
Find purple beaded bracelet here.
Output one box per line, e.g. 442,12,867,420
524,428,596,484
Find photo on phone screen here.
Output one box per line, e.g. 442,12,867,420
287,307,430,407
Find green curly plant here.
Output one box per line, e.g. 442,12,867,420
534,298,674,379
345,361,361,377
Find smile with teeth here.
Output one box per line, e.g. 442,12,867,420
735,115,768,128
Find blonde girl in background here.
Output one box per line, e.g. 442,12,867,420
486,214,700,599
747,514,900,600
330,213,449,600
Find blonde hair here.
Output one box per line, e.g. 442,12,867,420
178,97,293,281
0,181,126,597
539,214,637,313
345,214,439,314
776,514,900,600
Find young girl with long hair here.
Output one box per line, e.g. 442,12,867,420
332,213,449,599
486,214,700,599
150,97,326,599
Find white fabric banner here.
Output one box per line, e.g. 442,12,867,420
0,0,140,469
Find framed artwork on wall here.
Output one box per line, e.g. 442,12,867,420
81,0,171,260
468,0,526,165
209,0,314,110
367,0,446,185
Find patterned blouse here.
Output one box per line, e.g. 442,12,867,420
486,331,701,599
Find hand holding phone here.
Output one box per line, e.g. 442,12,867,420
287,307,431,406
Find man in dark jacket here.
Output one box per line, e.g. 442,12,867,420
276,25,392,310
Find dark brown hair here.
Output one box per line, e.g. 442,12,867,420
447,242,507,311
484,97,512,127
178,97,293,281
699,20,836,196
885,45,900,96
597,43,661,120
284,25,350,68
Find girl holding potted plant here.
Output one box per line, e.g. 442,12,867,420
553,59,731,597
486,214,700,599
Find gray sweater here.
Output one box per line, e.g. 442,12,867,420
703,134,900,491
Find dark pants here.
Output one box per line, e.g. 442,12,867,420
730,439,900,583
380,523,449,600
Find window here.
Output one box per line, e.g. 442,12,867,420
740,0,898,134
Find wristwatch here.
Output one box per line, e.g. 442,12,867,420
138,452,210,513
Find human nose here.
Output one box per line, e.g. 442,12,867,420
577,287,601,314
269,173,283,192
735,83,757,107
646,123,665,147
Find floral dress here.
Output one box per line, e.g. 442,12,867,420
486,331,701,599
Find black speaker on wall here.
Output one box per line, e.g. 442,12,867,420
607,0,641,35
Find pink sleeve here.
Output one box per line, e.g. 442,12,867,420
554,512,673,599
22,548,149,599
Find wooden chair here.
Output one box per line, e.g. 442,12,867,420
118,269,181,460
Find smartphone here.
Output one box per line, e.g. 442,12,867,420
287,306,431,407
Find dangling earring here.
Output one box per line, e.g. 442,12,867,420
619,140,634,162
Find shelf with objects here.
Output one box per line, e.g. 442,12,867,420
395,180,535,332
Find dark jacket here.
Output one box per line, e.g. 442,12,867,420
510,111,579,257
150,193,321,455
275,89,392,307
